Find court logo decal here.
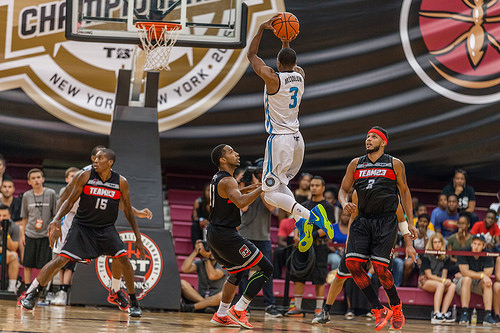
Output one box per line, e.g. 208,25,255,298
0,0,286,134
400,0,500,104
96,231,162,300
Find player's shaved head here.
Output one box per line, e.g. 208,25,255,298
278,47,296,67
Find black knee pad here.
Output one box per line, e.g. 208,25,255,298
254,255,273,280
227,271,244,286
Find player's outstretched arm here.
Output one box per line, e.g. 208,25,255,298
118,200,153,220
247,15,280,91
394,158,414,227
120,176,145,259
48,170,89,247
219,176,262,209
339,158,358,214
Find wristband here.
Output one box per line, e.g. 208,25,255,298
398,221,410,235
367,273,373,278
480,273,484,279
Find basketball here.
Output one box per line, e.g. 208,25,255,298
271,12,299,41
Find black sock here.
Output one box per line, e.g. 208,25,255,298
485,310,491,316
361,286,383,309
384,285,400,307
462,307,468,313
61,284,69,292
129,293,137,302
324,304,332,313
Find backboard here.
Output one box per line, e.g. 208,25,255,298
66,0,248,49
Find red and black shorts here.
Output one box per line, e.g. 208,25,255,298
207,224,262,275
345,213,398,267
59,223,126,263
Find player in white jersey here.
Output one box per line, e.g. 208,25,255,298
247,15,334,252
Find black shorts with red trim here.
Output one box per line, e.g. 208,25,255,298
345,213,398,267
207,224,262,275
59,223,126,262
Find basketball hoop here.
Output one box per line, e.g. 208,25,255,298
136,22,181,71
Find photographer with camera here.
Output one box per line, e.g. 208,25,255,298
180,239,227,313
237,159,282,317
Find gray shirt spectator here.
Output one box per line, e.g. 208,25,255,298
21,188,57,238
239,196,271,241
194,259,226,297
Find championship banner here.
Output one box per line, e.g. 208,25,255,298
70,228,180,310
0,0,285,134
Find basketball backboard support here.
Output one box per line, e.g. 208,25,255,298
65,0,248,49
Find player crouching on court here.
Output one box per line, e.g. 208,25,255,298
208,144,274,329
20,149,145,317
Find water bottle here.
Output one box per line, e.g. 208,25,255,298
452,304,457,321
471,308,477,326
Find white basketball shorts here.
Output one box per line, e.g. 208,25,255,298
53,212,75,254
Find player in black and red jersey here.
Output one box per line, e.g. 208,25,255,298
208,144,274,329
338,126,415,331
20,149,145,317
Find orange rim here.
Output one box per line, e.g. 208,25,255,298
135,22,181,36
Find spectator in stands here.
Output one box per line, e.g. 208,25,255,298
456,234,496,325
418,233,456,324
0,154,11,186
273,215,295,279
434,194,460,238
191,183,210,247
412,197,420,218
429,197,447,234
443,169,476,216
180,240,226,313
294,172,312,204
238,172,281,318
470,209,500,251
0,205,20,292
1,177,22,222
447,213,473,279
327,208,348,271
324,185,341,223
489,190,499,217
413,204,428,225
286,176,335,317
402,213,434,286
20,169,57,290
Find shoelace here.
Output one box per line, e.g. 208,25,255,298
392,308,403,320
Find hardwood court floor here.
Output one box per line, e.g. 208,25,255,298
0,300,492,332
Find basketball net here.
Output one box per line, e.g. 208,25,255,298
136,22,181,71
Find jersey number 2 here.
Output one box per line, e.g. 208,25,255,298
95,198,108,210
289,87,298,108
366,179,375,190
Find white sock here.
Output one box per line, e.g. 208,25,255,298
112,277,121,292
316,297,324,310
295,295,303,309
27,279,39,294
234,296,251,312
217,301,231,317
8,279,16,291
264,191,310,220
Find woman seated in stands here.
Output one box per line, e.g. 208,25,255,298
446,213,473,279
418,233,456,324
191,183,210,247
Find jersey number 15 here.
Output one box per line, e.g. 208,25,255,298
95,198,108,210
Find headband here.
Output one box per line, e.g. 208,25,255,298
367,128,388,145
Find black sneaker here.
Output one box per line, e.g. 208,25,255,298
107,289,129,311
129,299,142,317
443,311,455,323
20,288,41,310
431,312,445,324
265,305,282,318
180,300,194,312
459,311,469,325
311,309,330,324
483,312,496,326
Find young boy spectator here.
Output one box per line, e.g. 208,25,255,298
470,210,500,251
456,234,496,325
0,205,20,292
180,240,226,313
443,169,476,215
430,194,448,232
433,194,459,238
20,169,57,289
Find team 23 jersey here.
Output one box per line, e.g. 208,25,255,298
353,154,399,216
208,171,241,229
74,168,121,228
264,71,304,135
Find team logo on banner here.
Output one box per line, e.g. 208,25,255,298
0,0,285,134
96,231,162,300
400,0,500,104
